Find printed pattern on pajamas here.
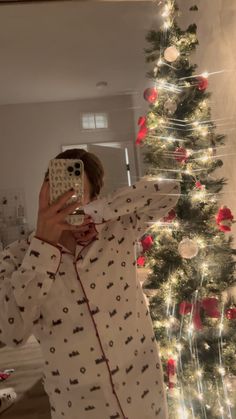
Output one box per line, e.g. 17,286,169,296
0,177,180,419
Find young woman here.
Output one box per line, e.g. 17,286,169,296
0,148,180,419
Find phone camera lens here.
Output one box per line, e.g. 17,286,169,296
75,170,80,176
67,166,74,172
74,163,80,169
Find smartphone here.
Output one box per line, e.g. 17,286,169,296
48,158,84,225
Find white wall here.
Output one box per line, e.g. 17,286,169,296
178,0,236,237
0,95,136,230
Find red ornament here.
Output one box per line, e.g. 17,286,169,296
225,308,236,320
137,255,146,267
174,147,188,163
163,209,176,223
216,206,234,232
167,359,177,390
197,76,208,91
136,116,148,145
195,181,204,189
143,87,158,104
141,235,154,252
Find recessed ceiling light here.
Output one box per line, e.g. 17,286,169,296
96,81,108,89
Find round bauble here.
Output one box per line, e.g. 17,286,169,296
178,237,199,259
164,46,179,62
143,87,158,104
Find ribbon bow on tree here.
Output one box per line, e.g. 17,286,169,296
179,297,220,330
135,116,148,145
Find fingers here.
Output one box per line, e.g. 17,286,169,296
56,200,82,220
38,180,50,211
49,189,82,215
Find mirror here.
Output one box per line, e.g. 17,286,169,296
0,3,169,419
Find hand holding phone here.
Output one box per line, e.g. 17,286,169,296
35,181,90,246
49,159,85,226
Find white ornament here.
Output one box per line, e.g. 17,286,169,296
164,99,177,114
164,46,179,62
178,237,199,259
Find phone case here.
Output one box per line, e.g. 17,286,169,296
49,159,84,225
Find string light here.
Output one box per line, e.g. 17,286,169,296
163,20,171,30
196,369,203,378
196,237,206,248
201,71,209,79
218,366,226,376
191,188,206,202
176,343,183,352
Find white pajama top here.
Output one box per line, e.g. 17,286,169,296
0,177,180,419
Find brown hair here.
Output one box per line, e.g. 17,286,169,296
45,148,104,199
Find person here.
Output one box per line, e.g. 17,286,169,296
0,148,180,419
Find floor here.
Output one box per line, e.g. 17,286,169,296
0,335,51,419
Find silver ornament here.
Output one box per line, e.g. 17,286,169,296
164,46,179,62
178,237,199,259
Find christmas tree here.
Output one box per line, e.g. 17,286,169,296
136,1,236,418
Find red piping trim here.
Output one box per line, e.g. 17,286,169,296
73,259,128,419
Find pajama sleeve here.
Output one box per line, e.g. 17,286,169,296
82,177,181,239
0,237,61,348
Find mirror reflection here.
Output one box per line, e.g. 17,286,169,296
0,2,172,419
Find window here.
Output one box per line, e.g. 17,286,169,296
81,113,108,130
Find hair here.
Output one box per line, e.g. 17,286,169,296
45,148,104,199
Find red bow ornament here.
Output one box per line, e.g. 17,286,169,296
179,297,220,330
141,235,154,252
136,116,148,145
167,358,177,390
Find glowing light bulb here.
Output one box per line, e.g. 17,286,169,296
192,189,206,202
219,323,224,332
201,262,208,271
188,324,194,334
170,275,177,284
218,366,225,376
201,71,209,79
201,100,207,108
166,296,172,305
176,343,182,351
163,20,171,29
200,154,209,162
173,221,180,229
162,5,170,18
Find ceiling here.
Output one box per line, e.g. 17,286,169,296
0,1,161,105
